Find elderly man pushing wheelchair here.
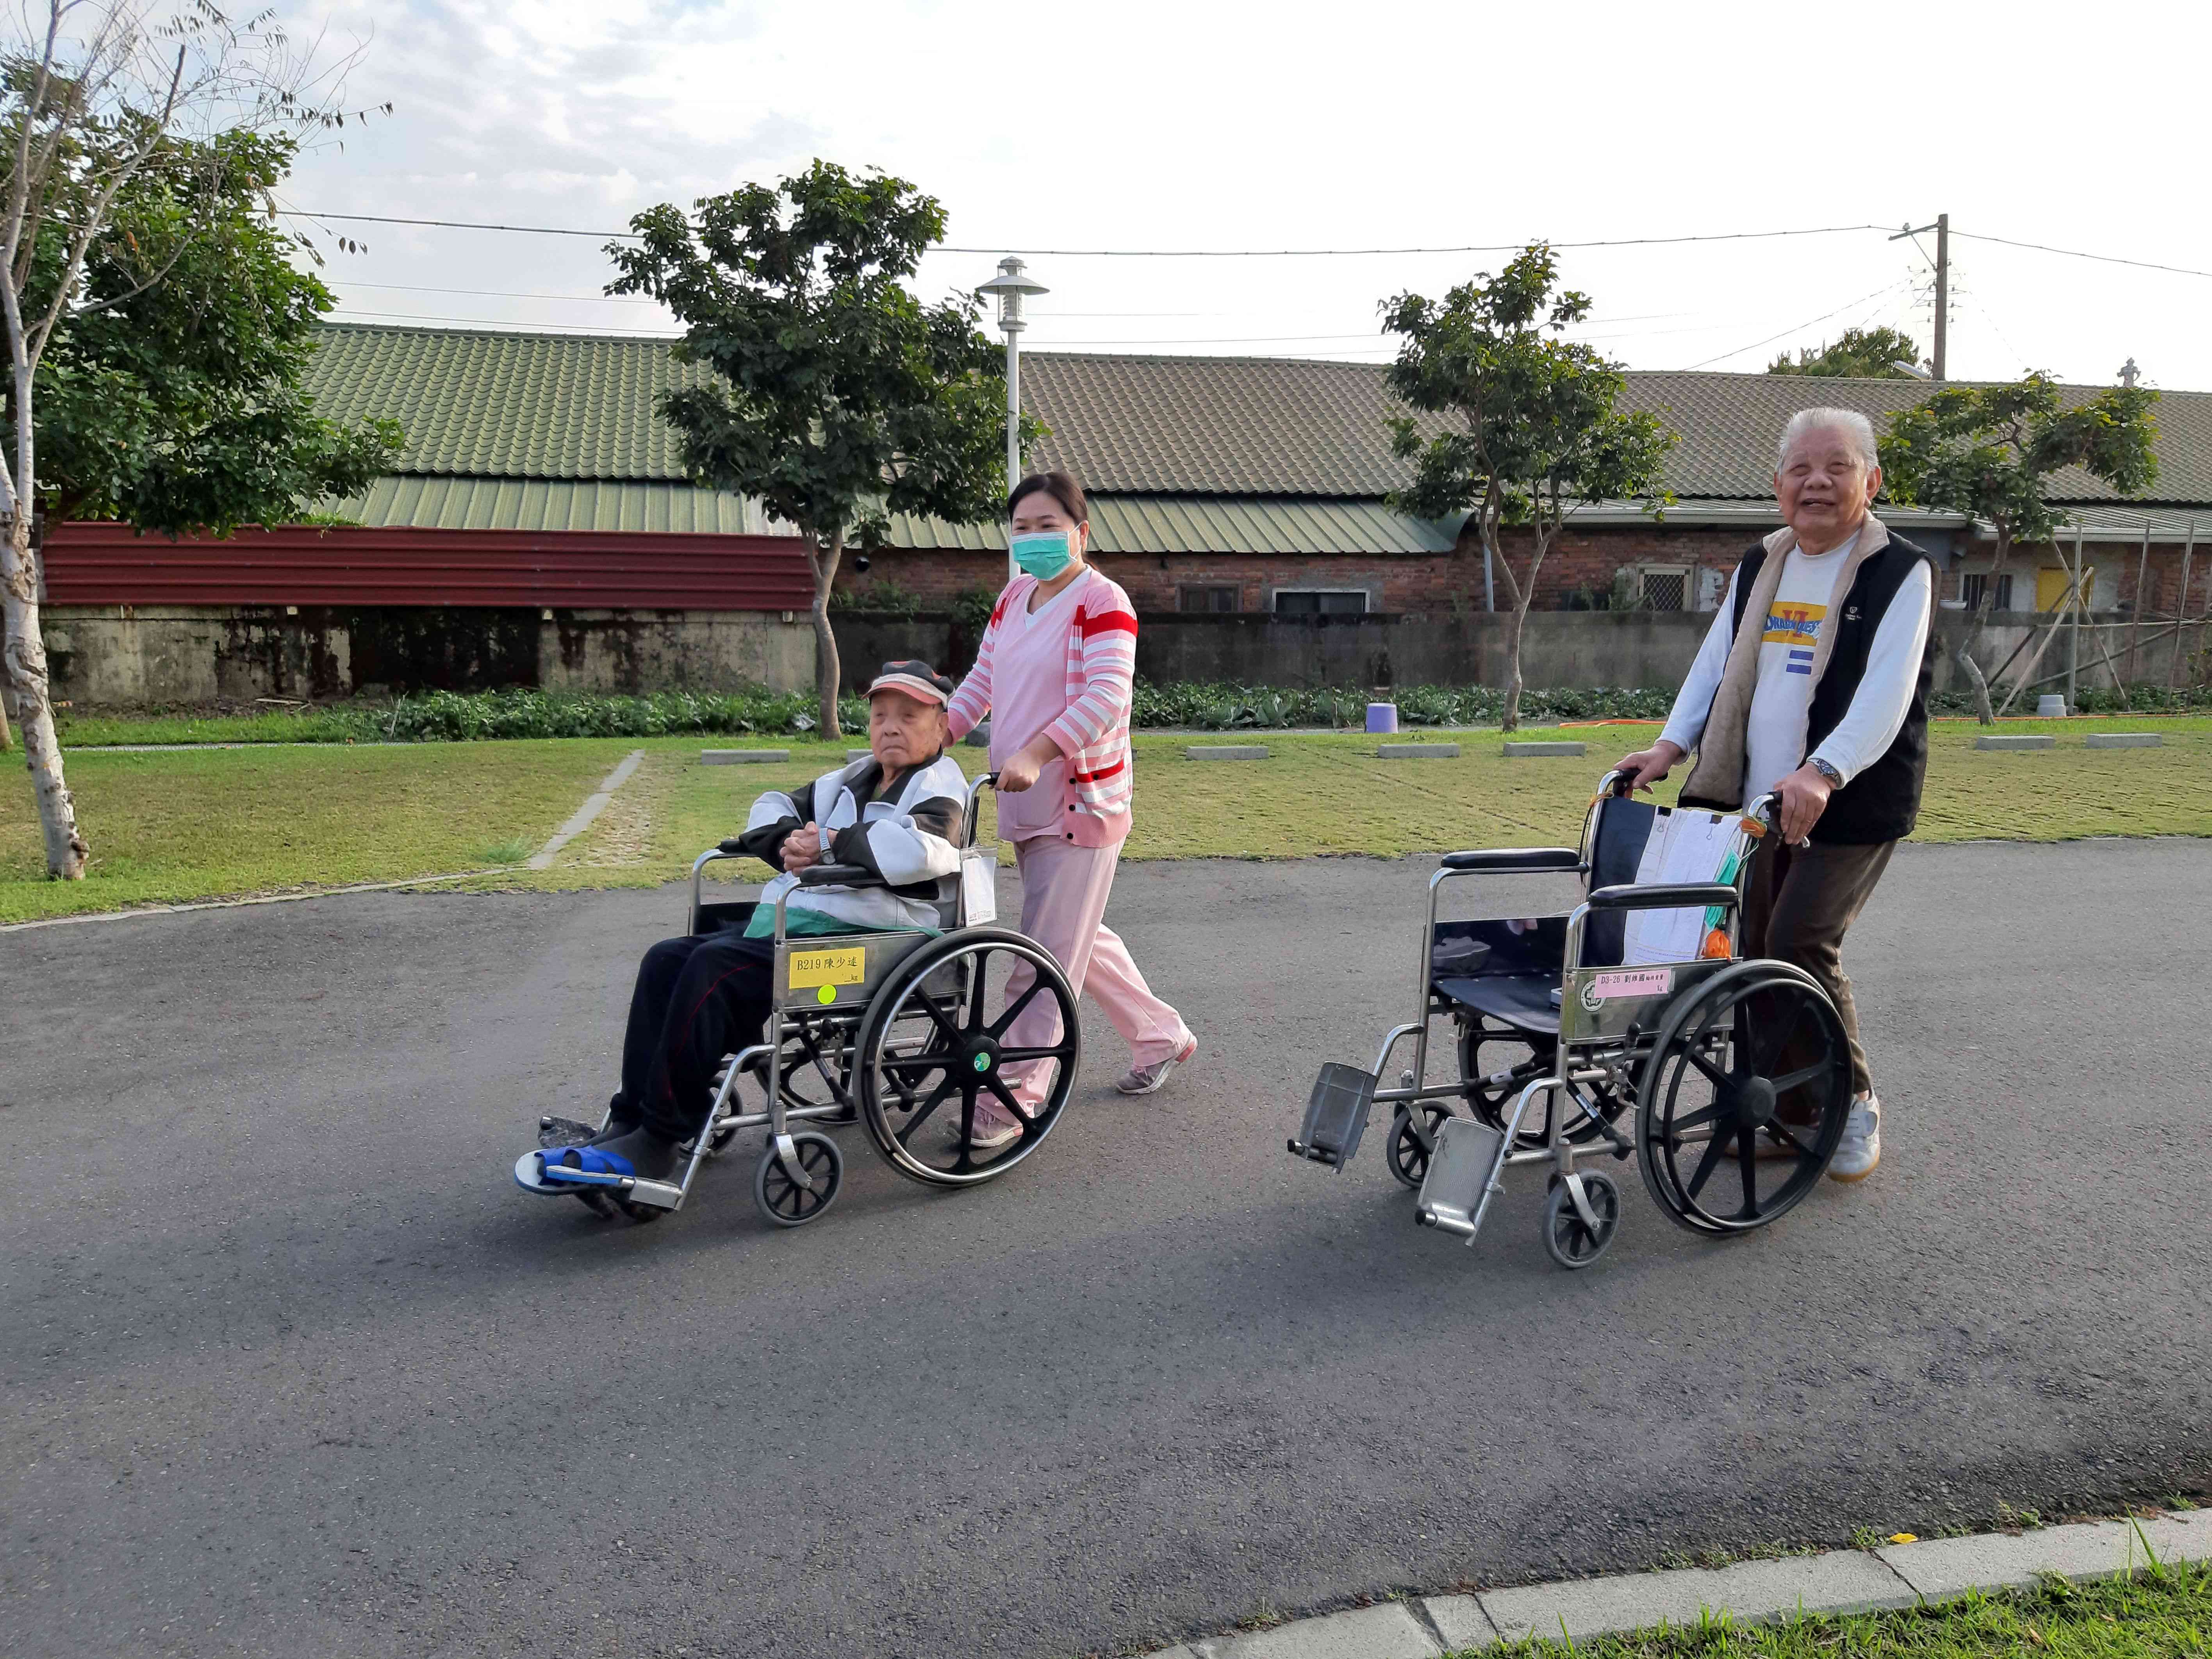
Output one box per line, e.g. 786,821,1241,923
1617,406,1934,1183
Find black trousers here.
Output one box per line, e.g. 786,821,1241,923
615,932,776,1140
1741,837,1898,1097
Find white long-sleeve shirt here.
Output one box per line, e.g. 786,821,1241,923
1661,537,1932,806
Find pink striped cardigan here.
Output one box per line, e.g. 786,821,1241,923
946,570,1138,847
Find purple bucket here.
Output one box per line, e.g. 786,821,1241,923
1366,702,1399,734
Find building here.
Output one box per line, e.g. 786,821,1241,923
39,323,2212,704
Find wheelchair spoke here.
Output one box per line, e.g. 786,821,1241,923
1752,998,1813,1076
983,1075,1035,1125
917,992,967,1049
1685,1129,1733,1199
1763,1120,1816,1161
986,979,1049,1041
895,1076,959,1148
1662,1100,1722,1143
1684,1047,1734,1090
1736,1121,1760,1215
996,1044,1078,1065
878,1053,953,1074
1769,1060,1832,1095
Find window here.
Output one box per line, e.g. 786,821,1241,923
1179,584,1240,613
1636,567,1689,612
1961,572,2014,611
1272,589,1368,616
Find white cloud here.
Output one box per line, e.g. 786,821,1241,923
281,0,2212,387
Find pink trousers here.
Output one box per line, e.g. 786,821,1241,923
1002,835,1192,1105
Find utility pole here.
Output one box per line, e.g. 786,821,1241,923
1890,214,1950,378
977,256,1049,582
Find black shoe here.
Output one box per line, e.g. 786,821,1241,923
592,1125,683,1181
591,1102,643,1145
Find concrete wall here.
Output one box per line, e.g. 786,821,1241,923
41,602,2203,709
41,604,815,706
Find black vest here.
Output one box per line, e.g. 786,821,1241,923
1702,532,1937,845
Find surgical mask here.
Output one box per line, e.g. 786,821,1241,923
1010,530,1075,580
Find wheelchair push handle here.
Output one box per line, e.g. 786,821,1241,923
1587,881,1740,914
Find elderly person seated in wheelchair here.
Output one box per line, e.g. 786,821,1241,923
575,662,969,1183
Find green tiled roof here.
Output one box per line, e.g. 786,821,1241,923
332,476,769,534
305,325,2212,537
306,324,712,480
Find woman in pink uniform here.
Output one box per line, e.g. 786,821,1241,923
944,470,1197,1148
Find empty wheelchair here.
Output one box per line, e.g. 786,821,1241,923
514,772,1081,1228
1287,772,1854,1269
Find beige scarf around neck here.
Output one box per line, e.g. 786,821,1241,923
1679,514,1891,808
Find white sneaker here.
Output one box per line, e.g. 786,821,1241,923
1116,1036,1198,1096
1828,1093,1881,1182
948,1098,1023,1152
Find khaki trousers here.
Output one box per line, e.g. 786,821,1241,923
1741,835,1897,1097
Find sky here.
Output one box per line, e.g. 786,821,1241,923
278,0,2212,390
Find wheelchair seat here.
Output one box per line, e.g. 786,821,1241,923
1437,972,1561,1036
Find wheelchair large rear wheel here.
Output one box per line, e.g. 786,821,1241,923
1636,960,1852,1235
855,929,1080,1187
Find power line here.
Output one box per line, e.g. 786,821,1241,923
1950,229,2212,282
1679,280,1909,371
282,208,1891,257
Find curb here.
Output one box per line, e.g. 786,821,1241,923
1139,1510,2209,1657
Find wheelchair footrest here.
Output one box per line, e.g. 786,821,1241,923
1287,1063,1378,1170
1415,1117,1510,1243
621,1179,685,1211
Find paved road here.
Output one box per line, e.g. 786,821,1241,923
6,842,2208,1659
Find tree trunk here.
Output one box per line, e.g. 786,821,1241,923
812,528,844,740
1501,587,1533,733
2,511,88,876
0,669,13,751
1957,530,2012,725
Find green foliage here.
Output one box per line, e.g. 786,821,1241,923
949,585,999,638
607,161,1029,552
828,576,922,617
1881,373,2159,552
1126,681,1676,729
606,159,1033,735
1381,245,1676,729
1768,325,1925,378
15,130,401,533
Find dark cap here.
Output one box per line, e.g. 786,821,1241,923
867,660,955,706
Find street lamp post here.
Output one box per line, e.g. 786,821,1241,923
977,255,1047,581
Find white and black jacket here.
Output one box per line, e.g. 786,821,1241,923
737,753,969,931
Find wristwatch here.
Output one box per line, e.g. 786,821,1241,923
1808,757,1844,788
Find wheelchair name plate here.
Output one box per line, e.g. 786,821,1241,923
1585,968,1671,1003
787,946,866,990
1559,957,1727,1044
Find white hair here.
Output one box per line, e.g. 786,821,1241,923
1775,407,1880,471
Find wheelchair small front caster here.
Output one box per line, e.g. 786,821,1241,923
1385,1104,1453,1190
1541,1170,1621,1270
754,1131,843,1227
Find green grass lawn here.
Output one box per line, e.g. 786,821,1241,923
1468,1559,2210,1659
3,717,2207,924
0,740,641,924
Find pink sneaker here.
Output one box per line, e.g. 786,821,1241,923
1116,1036,1198,1096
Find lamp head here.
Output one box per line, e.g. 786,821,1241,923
976,255,1048,331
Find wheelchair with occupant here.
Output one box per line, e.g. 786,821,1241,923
1287,770,1855,1268
514,771,1082,1229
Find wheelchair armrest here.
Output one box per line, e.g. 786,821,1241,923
1439,847,1583,872
795,863,885,889
715,838,747,856
1586,882,1739,913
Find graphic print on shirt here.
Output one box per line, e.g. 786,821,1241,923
1762,600,1826,676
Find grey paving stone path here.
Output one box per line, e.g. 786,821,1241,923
5,840,2208,1659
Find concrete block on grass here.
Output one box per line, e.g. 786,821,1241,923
1186,744,1270,761
1878,1515,2205,1600
2085,731,2162,748
1212,1602,1440,1659
1502,740,1586,758
1481,1552,1913,1643
1974,733,2055,751
701,749,790,765
1379,742,1461,759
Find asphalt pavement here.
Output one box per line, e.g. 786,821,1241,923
4,840,2208,1659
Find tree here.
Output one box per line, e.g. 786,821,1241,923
1768,325,1925,378
1383,245,1676,732
2,2,377,874
1880,373,2157,722
607,161,1020,739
